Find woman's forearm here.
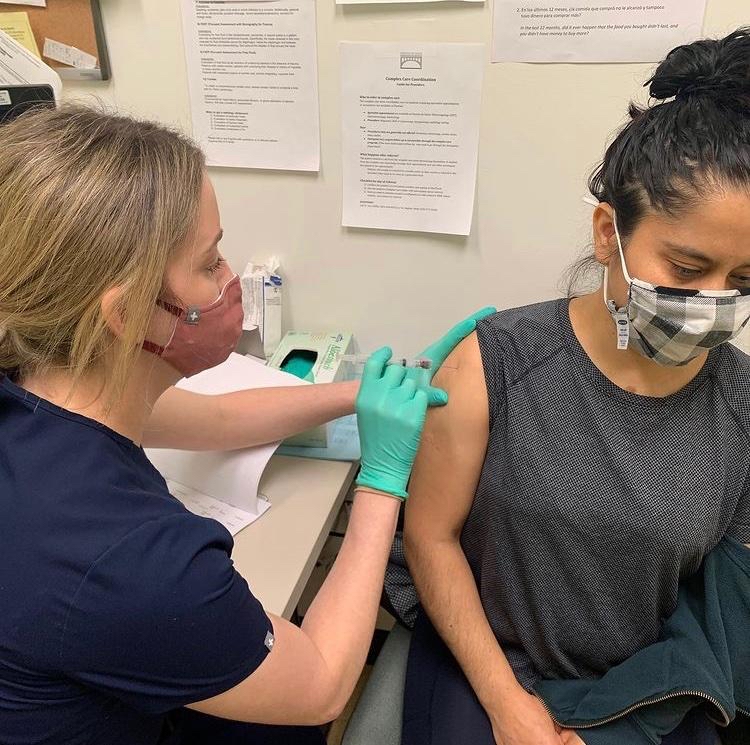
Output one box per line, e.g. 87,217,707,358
406,534,525,713
144,380,359,450
300,488,400,714
216,380,358,449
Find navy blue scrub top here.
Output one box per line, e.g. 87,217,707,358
0,375,274,744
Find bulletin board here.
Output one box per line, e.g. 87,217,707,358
0,0,109,80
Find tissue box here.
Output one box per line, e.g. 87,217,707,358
235,326,265,360
267,331,354,447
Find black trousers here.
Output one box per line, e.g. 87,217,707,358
402,611,720,745
170,709,326,745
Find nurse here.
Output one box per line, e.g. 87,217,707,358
0,105,492,744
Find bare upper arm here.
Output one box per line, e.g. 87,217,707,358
187,613,339,726
143,387,217,450
405,331,490,547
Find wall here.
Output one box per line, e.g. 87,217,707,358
65,0,750,354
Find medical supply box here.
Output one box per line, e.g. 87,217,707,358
267,331,355,448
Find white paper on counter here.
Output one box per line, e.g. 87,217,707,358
492,1,706,63
180,0,320,171
146,353,307,518
341,42,484,236
166,479,271,535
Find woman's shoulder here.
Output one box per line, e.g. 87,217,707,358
477,298,566,340
474,298,568,381
724,342,750,372
714,344,750,437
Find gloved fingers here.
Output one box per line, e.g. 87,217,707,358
420,306,496,368
391,377,418,404
466,305,497,323
363,346,392,381
403,389,429,424
425,385,449,407
404,366,431,388
382,361,407,388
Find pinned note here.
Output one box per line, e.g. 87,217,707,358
492,1,707,63
0,12,39,57
43,37,96,69
180,0,321,171
340,42,484,236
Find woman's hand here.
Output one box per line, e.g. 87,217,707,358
560,729,587,745
489,688,567,745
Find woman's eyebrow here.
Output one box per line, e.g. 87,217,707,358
203,228,224,256
663,242,712,263
665,241,750,270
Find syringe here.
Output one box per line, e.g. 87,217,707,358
339,354,433,370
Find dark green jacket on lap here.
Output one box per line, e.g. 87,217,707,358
533,538,750,745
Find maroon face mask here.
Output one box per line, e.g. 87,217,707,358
143,274,244,378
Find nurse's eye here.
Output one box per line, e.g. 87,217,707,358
207,256,225,275
731,274,750,288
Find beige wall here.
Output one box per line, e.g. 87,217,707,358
66,1,750,354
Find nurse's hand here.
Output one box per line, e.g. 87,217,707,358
355,347,428,500
410,306,496,406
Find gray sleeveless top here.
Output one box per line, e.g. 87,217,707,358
463,298,750,688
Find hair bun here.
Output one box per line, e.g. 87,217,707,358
647,28,750,101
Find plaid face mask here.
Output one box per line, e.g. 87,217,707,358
603,216,750,367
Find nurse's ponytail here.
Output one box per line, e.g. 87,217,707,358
0,105,205,402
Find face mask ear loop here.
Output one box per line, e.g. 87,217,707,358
612,215,633,285
583,197,632,351
593,209,630,351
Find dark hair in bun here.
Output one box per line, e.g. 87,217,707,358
587,27,750,238
648,32,750,101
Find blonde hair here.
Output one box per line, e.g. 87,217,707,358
0,104,205,403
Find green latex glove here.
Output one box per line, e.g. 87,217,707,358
355,347,428,500
355,308,496,499
408,306,497,406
